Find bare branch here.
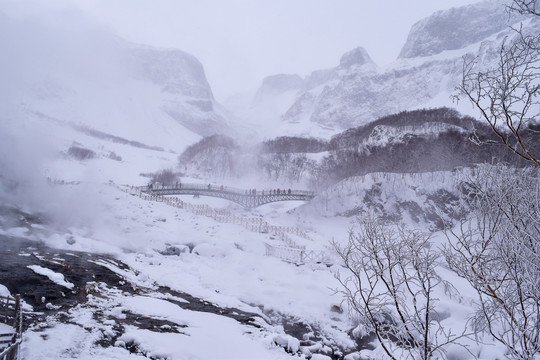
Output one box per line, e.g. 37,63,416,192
445,164,540,360
334,219,472,359
457,14,540,166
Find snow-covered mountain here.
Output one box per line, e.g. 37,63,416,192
398,1,510,58
0,11,230,156
228,1,534,139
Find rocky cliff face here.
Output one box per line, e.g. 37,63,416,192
129,46,230,137
239,1,534,137
398,2,514,59
249,73,304,114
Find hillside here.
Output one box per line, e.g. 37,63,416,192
179,108,538,189
0,11,230,156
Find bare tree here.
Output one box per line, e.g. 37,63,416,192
445,164,540,360
334,220,470,360
507,0,540,16
457,3,540,166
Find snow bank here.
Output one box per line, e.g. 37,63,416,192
27,265,74,289
0,284,10,297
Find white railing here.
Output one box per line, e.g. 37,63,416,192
264,244,337,265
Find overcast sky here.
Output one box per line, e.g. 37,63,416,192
3,0,484,101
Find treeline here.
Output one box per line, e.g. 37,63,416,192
261,136,328,154
320,130,520,184
176,108,540,187
328,107,478,150
178,134,238,164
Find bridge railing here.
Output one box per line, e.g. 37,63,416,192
142,183,315,197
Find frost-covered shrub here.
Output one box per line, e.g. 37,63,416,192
67,145,95,160
107,151,122,161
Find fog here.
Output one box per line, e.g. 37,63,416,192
0,10,123,230
2,0,484,101
0,0,488,231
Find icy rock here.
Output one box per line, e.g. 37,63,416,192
45,302,60,310
274,334,300,353
158,244,189,256
260,73,304,93
311,354,332,360
192,243,226,257
0,284,10,297
399,1,513,59
339,47,374,68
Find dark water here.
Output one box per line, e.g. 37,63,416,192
0,235,133,316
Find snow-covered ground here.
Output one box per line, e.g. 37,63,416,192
0,102,511,359
0,145,508,359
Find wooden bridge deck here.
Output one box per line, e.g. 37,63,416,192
140,183,316,208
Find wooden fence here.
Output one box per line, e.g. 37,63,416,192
0,295,22,360
123,186,310,250
264,243,337,265
120,185,339,264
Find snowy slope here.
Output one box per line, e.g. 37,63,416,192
0,11,229,155
0,161,507,359
0,111,514,360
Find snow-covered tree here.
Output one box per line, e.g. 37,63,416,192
457,1,540,165
445,164,540,360
334,220,470,360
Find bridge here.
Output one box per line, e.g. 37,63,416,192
140,183,316,208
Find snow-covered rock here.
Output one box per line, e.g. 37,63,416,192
257,74,304,95
300,170,463,230
338,46,375,68
27,265,75,289
359,122,466,150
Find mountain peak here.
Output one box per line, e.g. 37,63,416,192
339,47,374,68
399,1,514,59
